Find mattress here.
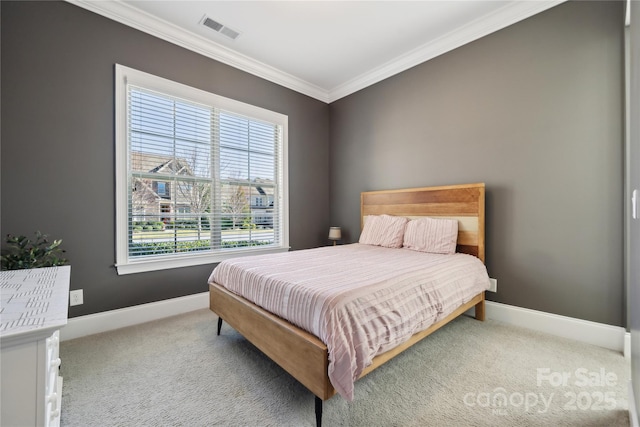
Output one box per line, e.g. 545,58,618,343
209,243,490,400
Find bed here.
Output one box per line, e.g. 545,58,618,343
208,182,488,426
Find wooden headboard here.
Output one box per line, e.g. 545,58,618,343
360,183,485,263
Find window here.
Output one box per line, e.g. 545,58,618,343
115,65,289,274
156,182,169,198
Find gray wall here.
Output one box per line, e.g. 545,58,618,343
1,1,330,317
329,1,624,326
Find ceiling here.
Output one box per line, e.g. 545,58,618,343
69,1,565,103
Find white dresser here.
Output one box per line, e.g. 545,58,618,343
1,266,71,427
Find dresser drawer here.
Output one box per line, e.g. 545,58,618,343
45,330,62,427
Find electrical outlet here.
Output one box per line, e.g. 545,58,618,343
488,278,497,293
70,289,83,306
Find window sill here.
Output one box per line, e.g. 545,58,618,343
115,246,290,275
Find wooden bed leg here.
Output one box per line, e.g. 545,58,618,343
475,299,485,321
315,396,322,427
217,317,223,335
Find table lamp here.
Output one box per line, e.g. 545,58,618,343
328,227,341,246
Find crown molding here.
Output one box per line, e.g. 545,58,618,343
66,0,564,105
66,0,330,103
327,0,566,102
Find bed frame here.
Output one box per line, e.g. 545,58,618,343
209,182,486,426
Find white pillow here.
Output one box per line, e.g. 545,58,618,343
359,214,408,248
403,217,458,254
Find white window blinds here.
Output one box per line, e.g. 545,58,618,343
115,65,288,274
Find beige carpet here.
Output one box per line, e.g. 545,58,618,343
60,309,629,426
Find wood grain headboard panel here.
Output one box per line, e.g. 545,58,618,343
361,183,485,263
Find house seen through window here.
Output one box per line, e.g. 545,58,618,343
115,65,289,274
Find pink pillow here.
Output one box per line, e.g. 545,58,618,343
403,217,458,254
359,215,408,248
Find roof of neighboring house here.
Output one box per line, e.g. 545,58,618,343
130,151,194,176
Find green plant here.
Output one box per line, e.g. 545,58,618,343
1,231,68,270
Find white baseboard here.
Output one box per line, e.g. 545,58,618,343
62,293,627,358
60,292,209,341
631,380,639,427
626,332,632,360
466,301,627,354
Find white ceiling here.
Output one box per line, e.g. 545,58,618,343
69,0,565,102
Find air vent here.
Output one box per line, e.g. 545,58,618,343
202,17,223,32
201,16,240,41
220,26,240,40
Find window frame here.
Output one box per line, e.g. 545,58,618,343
115,64,289,275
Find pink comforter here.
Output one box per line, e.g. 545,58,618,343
209,243,490,400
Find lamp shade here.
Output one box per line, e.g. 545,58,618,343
328,226,342,240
